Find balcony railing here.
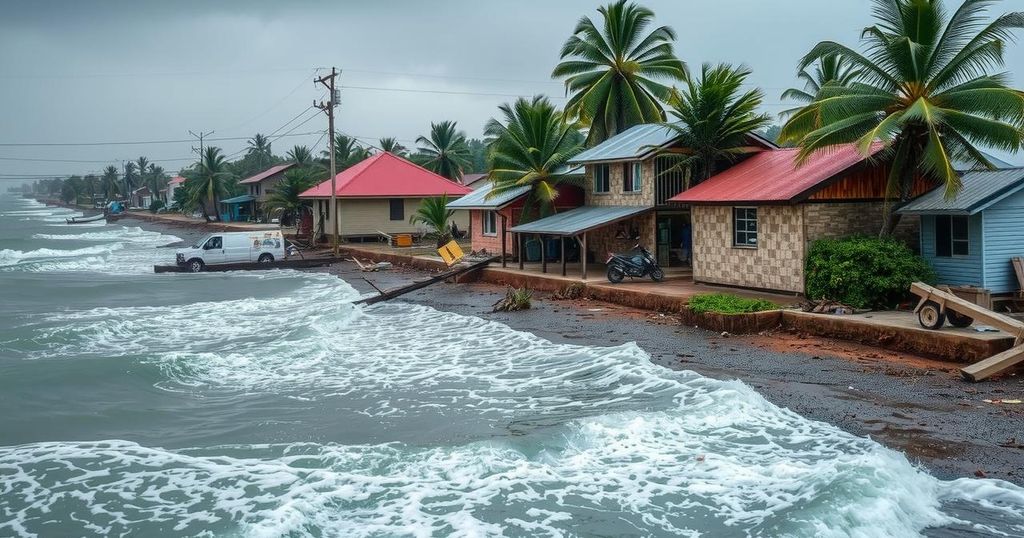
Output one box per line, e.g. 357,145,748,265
654,156,688,205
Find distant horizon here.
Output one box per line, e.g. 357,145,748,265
1,0,1022,183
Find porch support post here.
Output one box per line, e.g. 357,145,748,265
541,235,547,274
581,232,588,280
561,236,567,277
500,214,508,268
518,233,524,270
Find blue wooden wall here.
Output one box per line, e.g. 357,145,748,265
982,189,1024,294
920,214,985,287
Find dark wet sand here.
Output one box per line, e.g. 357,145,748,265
135,216,1024,486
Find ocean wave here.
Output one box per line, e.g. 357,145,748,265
33,226,180,245
0,244,125,268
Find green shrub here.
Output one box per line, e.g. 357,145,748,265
148,199,166,213
805,236,936,309
688,293,778,315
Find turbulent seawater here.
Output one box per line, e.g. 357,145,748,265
1,193,1023,538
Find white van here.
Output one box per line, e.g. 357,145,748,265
175,230,286,272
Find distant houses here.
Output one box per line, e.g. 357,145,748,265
299,152,470,241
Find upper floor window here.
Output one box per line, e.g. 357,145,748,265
593,164,610,193
482,211,497,236
935,215,969,257
733,207,758,247
623,162,642,193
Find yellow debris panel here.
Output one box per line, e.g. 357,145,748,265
438,240,464,266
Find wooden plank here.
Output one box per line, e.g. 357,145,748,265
961,345,1024,382
354,257,497,306
910,282,1024,337
1013,257,1024,291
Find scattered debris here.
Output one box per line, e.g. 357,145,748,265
974,469,988,478
351,258,392,272
802,300,855,315
552,282,586,300
493,287,532,312
973,325,999,332
982,399,1022,404
720,331,731,338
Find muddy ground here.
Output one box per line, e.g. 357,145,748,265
137,216,1024,485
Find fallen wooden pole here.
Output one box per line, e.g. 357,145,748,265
961,346,1024,382
354,257,497,306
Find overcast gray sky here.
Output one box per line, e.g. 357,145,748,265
1,0,1022,183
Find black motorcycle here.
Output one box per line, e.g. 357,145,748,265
605,244,664,283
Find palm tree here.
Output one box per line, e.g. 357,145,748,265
286,145,315,167
659,63,773,185
780,0,1024,235
780,54,863,117
485,96,585,221
552,0,687,146
378,137,407,155
264,167,322,225
123,161,139,197
147,164,168,203
409,194,455,247
247,133,273,170
189,146,232,222
135,156,150,191
322,134,371,171
101,165,120,200
415,121,472,181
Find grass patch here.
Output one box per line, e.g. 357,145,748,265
687,293,778,315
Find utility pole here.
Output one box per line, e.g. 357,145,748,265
315,67,340,256
189,130,215,163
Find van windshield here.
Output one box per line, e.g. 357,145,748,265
190,235,211,248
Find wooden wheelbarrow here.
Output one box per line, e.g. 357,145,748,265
910,282,1024,381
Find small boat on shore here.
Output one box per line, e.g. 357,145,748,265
66,214,106,225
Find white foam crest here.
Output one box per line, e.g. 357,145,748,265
0,243,124,268
33,226,180,245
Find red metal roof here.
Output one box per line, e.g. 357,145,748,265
299,152,472,198
238,163,297,184
669,143,884,204
168,176,186,186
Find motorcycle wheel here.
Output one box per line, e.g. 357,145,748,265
649,267,665,282
607,266,625,284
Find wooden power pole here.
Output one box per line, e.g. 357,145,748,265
315,68,340,256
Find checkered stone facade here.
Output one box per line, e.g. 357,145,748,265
692,205,806,293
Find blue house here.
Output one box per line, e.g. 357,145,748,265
899,168,1024,294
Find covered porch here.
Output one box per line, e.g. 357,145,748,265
507,205,656,280
220,194,257,222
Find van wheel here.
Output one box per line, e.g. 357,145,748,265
258,253,274,264
188,259,205,273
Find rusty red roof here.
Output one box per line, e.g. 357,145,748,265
299,152,472,198
669,143,884,204
168,176,186,186
238,163,297,184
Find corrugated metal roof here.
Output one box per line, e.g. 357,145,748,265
569,124,679,164
299,152,471,198
670,143,882,204
221,194,256,204
954,152,1016,171
898,168,1024,215
509,205,652,236
238,163,297,184
446,181,530,210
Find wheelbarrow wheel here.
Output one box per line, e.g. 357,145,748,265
918,301,946,330
946,309,974,328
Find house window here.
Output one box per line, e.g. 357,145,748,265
623,162,642,193
733,207,758,247
482,211,498,236
389,198,404,221
594,164,610,193
935,215,969,257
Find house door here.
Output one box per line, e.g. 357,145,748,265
655,211,690,267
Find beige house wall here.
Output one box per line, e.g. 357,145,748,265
692,205,806,293
312,197,468,239
586,212,657,261
803,202,920,250
585,159,656,207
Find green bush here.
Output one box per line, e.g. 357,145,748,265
148,199,166,213
688,293,778,315
805,236,936,309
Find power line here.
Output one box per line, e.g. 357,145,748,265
0,131,324,147
0,155,194,163
339,84,569,99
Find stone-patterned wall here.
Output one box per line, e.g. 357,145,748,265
692,205,805,293
586,212,656,261
585,160,655,206
803,202,920,249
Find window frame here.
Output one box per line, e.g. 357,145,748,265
732,207,758,248
935,215,970,257
389,198,405,221
623,161,643,193
593,164,610,194
482,211,498,236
